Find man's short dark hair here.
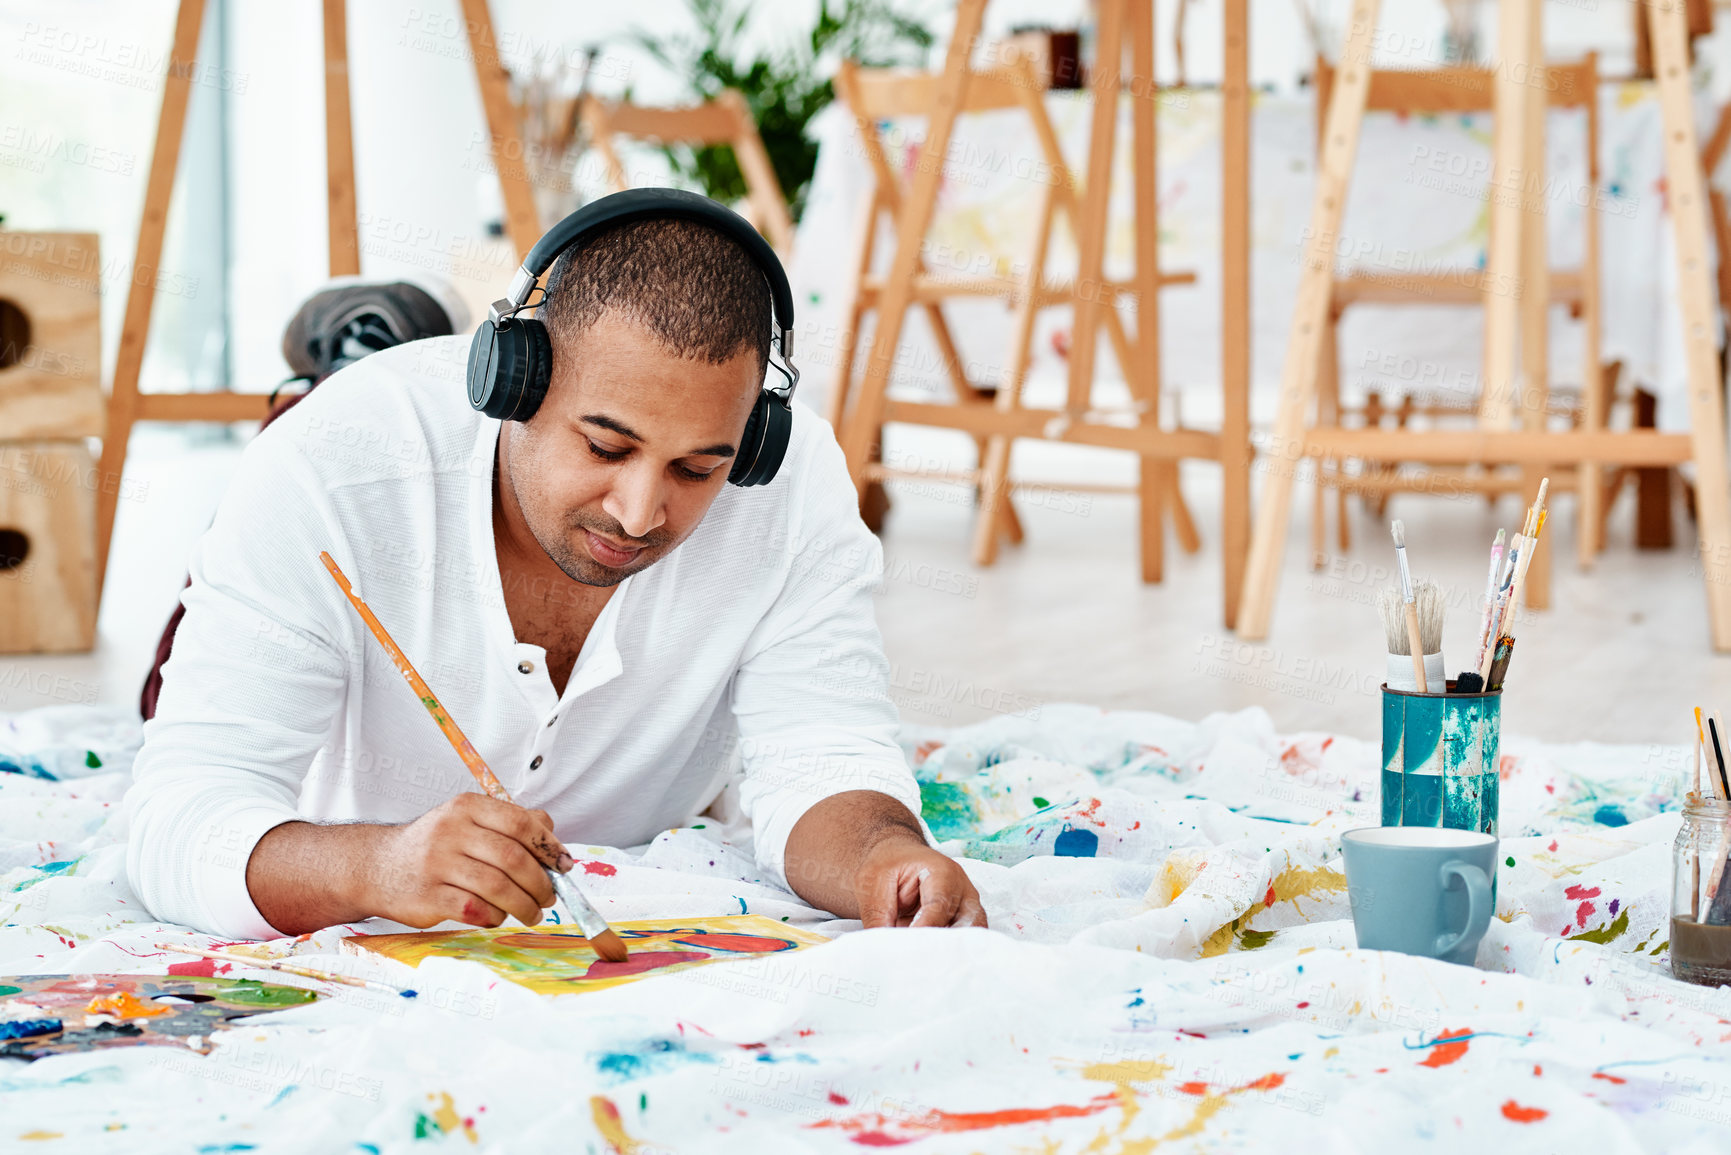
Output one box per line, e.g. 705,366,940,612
536,216,771,380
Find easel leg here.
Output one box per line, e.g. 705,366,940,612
838,0,988,494
1649,0,1731,649
1237,0,1382,638
95,0,207,600
1220,0,1253,627
458,0,541,258
1518,32,1552,610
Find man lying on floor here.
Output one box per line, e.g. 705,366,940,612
125,189,985,940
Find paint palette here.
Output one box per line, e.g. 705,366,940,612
342,914,829,995
0,973,322,1062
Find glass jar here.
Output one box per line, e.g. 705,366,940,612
1672,797,1731,986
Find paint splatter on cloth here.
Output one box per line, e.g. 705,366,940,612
0,703,1723,1150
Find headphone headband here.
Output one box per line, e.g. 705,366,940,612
468,187,798,488
491,188,795,347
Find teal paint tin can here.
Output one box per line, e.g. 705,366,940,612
1380,682,1502,836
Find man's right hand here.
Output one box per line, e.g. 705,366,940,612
246,794,576,935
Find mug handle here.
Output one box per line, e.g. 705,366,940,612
1434,862,1492,960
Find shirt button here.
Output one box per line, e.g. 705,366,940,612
529,755,543,770
546,715,557,727
518,660,535,675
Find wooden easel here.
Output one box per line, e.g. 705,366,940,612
834,0,1253,605
829,56,1200,565
579,92,795,258
1236,0,1731,650
1307,52,1610,583
92,0,537,601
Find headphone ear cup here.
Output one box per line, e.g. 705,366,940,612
728,391,792,487
466,316,553,422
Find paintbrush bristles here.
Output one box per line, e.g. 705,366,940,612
1390,520,1405,549
1379,581,1444,655
590,929,629,963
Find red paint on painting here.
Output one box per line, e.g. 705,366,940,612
581,951,709,980
581,861,617,876
1564,885,1600,900
1501,1101,1547,1123
669,933,798,954
1419,1029,1472,1068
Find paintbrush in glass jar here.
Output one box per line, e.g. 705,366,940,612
318,551,627,962
1389,520,1429,692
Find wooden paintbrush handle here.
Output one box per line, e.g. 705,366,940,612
1403,602,1427,692
319,552,512,803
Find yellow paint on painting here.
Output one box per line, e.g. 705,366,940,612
344,915,828,996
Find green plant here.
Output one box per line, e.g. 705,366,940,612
631,0,935,221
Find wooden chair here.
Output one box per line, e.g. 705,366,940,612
829,51,1200,572
1308,53,1613,573
577,91,795,259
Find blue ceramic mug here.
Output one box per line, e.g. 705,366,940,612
1341,826,1497,965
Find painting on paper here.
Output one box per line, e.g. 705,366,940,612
342,914,829,995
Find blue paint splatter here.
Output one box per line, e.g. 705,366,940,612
268,1085,296,1107
197,1146,256,1153
592,1038,713,1084
733,896,747,915
1594,805,1629,827
1053,827,1098,857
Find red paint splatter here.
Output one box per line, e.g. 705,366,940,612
581,860,617,876
1075,798,1106,827
1176,1082,1209,1095
741,1042,768,1050
1533,1065,1542,1076
828,1091,849,1105
811,1095,1122,1145
1501,1100,1547,1123
913,740,943,766
1322,737,1334,751
1264,885,1277,908
1564,885,1601,900
1576,901,1596,928
1243,1073,1286,1092
1419,1029,1472,1068
167,959,219,977
1296,1002,1310,1009
1592,1072,1626,1085
1547,840,1558,852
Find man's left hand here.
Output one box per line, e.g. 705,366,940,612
856,838,988,929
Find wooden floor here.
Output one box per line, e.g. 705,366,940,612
6,423,1728,745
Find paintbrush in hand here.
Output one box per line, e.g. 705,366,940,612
318,551,628,962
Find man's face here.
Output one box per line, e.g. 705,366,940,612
505,310,763,586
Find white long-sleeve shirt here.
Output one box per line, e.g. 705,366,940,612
125,335,921,939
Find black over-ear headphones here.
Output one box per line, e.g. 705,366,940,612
466,187,800,487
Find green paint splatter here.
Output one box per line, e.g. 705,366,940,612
217,979,320,1008
1572,908,1632,945
413,1113,437,1139
692,824,705,829
1032,796,1050,809
0,984,19,997
1239,927,1277,950
919,781,981,841
639,1092,647,1110
1505,856,1515,867
84,750,101,769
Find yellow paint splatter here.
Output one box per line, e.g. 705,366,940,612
427,1092,476,1143
18,1132,62,1141
591,1095,641,1154
84,991,171,1020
